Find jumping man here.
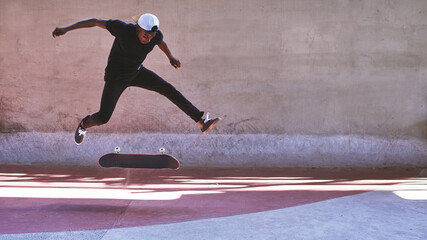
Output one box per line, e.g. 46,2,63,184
52,13,220,145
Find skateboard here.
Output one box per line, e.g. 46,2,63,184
99,149,180,169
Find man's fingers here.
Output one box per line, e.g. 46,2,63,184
174,60,181,68
52,29,60,38
52,28,66,38
170,59,181,69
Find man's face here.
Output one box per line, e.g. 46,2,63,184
136,25,157,44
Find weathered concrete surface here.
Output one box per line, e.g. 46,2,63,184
0,132,425,167
0,167,425,239
0,0,426,139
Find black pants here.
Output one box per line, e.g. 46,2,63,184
82,67,203,129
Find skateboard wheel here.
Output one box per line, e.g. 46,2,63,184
114,146,121,153
159,147,165,154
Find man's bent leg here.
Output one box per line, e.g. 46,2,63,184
81,80,128,129
132,68,204,122
75,80,127,145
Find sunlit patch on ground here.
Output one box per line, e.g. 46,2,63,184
0,166,422,234
0,168,424,201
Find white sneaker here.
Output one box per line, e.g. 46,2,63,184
74,120,86,145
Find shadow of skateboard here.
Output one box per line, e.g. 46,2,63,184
99,153,180,169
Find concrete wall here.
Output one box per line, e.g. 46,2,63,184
1,132,426,168
3,132,423,168
0,0,426,167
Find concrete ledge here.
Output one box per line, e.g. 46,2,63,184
0,133,426,168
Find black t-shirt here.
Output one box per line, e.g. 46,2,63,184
105,19,163,80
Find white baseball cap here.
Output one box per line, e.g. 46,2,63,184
133,13,159,32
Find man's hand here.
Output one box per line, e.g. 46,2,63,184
52,27,67,38
170,57,181,69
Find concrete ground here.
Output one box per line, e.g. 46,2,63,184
0,166,426,240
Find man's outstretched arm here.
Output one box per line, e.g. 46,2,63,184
52,18,108,38
158,40,181,69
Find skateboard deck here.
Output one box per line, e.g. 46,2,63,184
99,153,180,169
